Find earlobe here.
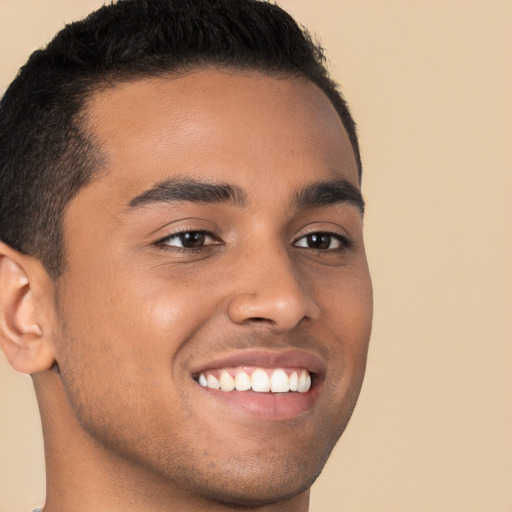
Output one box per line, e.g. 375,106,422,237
0,243,56,374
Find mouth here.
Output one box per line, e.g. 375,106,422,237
190,349,325,420
194,366,312,393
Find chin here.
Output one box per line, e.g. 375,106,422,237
154,432,337,509
182,465,318,508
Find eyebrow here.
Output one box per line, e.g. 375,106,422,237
127,178,247,209
126,176,364,215
294,179,365,215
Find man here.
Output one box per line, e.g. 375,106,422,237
0,0,373,510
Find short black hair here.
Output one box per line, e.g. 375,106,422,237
0,0,361,279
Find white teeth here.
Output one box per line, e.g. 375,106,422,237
197,367,312,393
219,371,235,392
251,368,270,392
198,373,208,387
234,371,251,391
206,374,220,390
297,369,311,393
289,371,298,391
270,368,289,393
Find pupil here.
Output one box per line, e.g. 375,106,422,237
181,232,205,248
308,234,330,249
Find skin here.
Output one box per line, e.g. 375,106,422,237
0,69,372,511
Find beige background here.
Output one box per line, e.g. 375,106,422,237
0,1,511,511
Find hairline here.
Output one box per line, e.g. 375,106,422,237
78,63,362,186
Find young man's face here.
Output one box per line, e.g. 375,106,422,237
49,69,372,506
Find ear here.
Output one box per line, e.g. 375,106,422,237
0,243,56,374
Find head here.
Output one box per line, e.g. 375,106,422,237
0,1,371,510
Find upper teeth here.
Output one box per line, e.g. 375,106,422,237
197,367,312,393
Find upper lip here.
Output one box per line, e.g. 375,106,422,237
190,348,326,375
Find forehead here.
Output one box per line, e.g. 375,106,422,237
81,69,359,204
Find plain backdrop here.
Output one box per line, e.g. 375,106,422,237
0,1,511,511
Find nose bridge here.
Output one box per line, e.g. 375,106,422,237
227,239,320,329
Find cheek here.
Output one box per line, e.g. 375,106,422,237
52,278,191,451
53,266,228,425
314,263,373,386
342,275,373,375
341,272,373,350
59,262,208,344
312,259,373,335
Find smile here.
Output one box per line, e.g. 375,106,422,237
195,367,312,393
190,349,324,419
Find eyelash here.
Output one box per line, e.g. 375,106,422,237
294,231,352,254
155,229,352,254
155,229,221,253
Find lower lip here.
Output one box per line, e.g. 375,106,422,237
195,381,321,420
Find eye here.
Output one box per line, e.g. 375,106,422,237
158,231,218,249
294,232,347,251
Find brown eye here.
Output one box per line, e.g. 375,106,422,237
307,234,331,249
294,233,343,250
179,232,206,248
160,231,215,249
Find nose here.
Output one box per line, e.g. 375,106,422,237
227,246,320,331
